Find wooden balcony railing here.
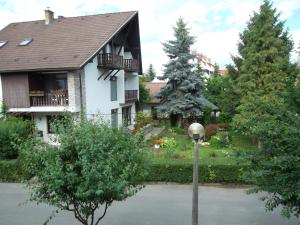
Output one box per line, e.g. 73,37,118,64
98,53,123,69
30,93,68,106
124,59,139,72
125,90,138,102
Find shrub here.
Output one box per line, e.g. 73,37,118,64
0,160,29,182
209,132,232,148
217,123,228,130
135,112,153,130
204,124,218,140
0,117,33,159
209,151,217,158
160,137,177,159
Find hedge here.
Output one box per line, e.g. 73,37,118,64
0,160,28,182
146,160,250,183
1,159,249,184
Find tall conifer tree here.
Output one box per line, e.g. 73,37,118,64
158,18,204,125
232,1,300,217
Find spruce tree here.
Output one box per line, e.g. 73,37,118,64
147,64,156,81
232,0,300,217
158,18,204,125
236,0,295,97
212,63,220,77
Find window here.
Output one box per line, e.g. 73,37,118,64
110,77,117,101
122,106,132,126
19,38,33,46
0,40,7,48
111,109,118,128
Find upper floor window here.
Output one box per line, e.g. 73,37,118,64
0,40,7,48
110,77,117,101
19,38,33,46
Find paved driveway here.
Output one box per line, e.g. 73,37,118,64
0,183,298,225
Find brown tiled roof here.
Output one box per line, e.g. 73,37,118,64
144,82,167,104
0,11,137,72
219,68,228,76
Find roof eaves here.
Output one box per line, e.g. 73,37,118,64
79,11,138,69
0,66,80,73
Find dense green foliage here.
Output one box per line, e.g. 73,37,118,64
204,75,239,122
231,0,300,217
158,18,204,124
0,160,29,182
138,80,150,110
145,64,156,81
212,63,220,77
0,117,32,159
134,112,153,129
22,117,150,225
146,160,248,183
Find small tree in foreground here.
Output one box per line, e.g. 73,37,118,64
22,116,149,225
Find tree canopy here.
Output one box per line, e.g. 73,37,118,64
231,0,300,217
22,116,149,225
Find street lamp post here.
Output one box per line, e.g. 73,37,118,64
188,123,205,225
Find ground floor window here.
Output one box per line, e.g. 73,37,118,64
122,106,132,126
111,108,118,128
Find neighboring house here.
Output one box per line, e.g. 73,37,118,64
143,80,218,120
195,52,215,78
143,81,167,116
0,9,142,143
219,68,228,76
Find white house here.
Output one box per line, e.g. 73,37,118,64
195,52,215,79
0,10,142,143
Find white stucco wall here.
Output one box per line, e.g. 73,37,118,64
67,71,81,112
83,45,139,127
34,114,58,145
84,56,125,124
125,73,139,90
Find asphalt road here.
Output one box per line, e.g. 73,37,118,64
0,183,299,225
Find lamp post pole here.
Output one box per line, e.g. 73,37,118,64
192,140,199,225
188,123,204,225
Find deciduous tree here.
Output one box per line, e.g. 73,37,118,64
22,117,149,225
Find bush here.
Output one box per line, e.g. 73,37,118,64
0,117,33,159
209,132,232,148
217,122,228,130
204,124,218,140
160,137,177,159
0,160,29,182
209,151,218,158
146,160,249,183
135,112,153,130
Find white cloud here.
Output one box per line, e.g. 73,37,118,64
0,0,300,74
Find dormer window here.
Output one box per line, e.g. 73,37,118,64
19,38,33,46
0,40,7,48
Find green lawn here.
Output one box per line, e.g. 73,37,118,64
148,128,255,166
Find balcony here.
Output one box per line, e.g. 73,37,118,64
29,90,68,107
125,90,138,102
124,59,139,72
97,53,123,69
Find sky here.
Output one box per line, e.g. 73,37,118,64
0,0,299,76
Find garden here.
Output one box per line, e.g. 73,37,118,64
130,112,256,184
